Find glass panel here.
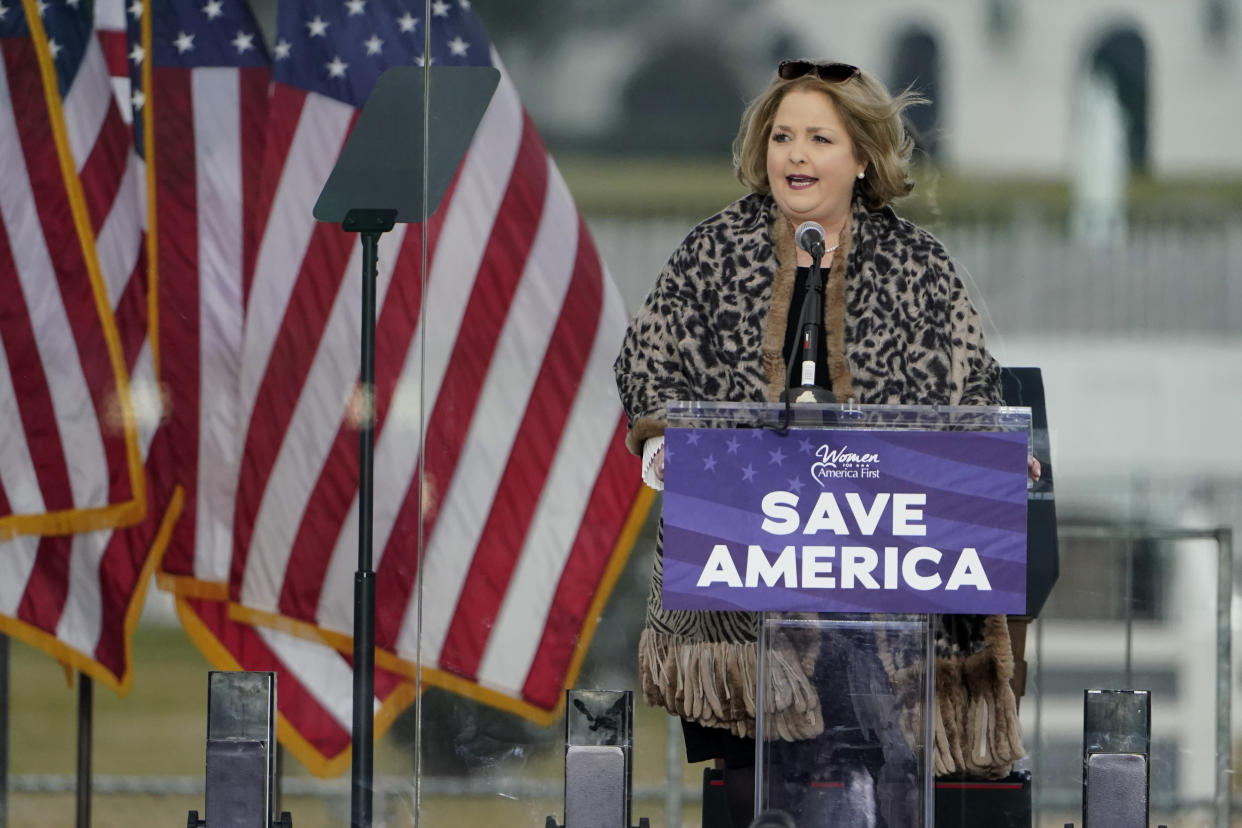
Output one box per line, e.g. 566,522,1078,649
668,400,1032,433
757,614,932,828
411,4,1045,823
408,0,761,822
409,6,1237,828
1024,530,1232,828
413,2,685,827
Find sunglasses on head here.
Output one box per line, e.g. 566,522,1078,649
777,60,860,83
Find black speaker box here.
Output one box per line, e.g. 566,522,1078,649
1001,367,1059,617
935,770,1032,828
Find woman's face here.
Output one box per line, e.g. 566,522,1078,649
765,88,866,230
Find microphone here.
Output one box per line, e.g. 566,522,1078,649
794,221,826,258
782,219,835,407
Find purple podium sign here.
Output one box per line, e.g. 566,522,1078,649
662,427,1028,614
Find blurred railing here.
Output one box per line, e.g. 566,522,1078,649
590,214,1242,335
1027,525,1235,828
943,218,1242,336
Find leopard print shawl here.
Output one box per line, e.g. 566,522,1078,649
613,193,1023,777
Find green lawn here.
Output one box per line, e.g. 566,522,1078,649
4,612,703,827
555,154,1242,223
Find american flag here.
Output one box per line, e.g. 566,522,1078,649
136,0,647,771
136,0,269,592
0,0,148,537
0,0,168,690
92,0,417,772
225,0,646,728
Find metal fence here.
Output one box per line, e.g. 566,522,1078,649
1027,525,1235,828
590,213,1242,335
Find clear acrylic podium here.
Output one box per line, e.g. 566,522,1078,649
663,400,1032,828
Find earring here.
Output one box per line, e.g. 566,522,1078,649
857,171,865,179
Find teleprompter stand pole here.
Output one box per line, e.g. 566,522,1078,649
347,209,395,828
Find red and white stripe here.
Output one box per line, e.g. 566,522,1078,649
149,62,270,587
228,62,641,713
0,22,146,533
106,0,412,765
0,15,162,687
93,0,133,122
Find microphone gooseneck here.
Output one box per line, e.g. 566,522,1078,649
775,219,836,426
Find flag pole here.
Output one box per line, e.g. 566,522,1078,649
76,674,92,828
347,209,396,828
1,634,8,828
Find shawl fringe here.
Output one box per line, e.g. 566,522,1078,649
886,614,1025,778
637,628,825,742
641,616,1024,778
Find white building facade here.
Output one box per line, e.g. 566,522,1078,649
767,0,1242,177
518,0,1242,179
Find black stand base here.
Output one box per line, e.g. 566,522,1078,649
545,817,650,828
702,767,732,827
187,810,292,827
934,771,1031,828
700,768,1034,828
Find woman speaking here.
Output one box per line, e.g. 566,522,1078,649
614,60,1025,826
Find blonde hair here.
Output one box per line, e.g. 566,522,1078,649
732,66,925,209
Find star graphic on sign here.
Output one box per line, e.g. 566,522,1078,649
799,438,815,453
232,30,255,53
741,464,757,482
46,36,61,56
363,34,382,55
396,12,418,31
326,55,348,77
726,436,741,454
305,15,328,36
703,455,717,472
201,0,222,19
273,38,291,59
768,448,786,466
431,0,450,16
685,432,700,446
787,477,805,493
173,31,195,52
128,42,145,63
344,0,364,14
131,88,145,111
447,36,469,56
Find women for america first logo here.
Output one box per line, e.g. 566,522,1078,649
811,442,880,485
